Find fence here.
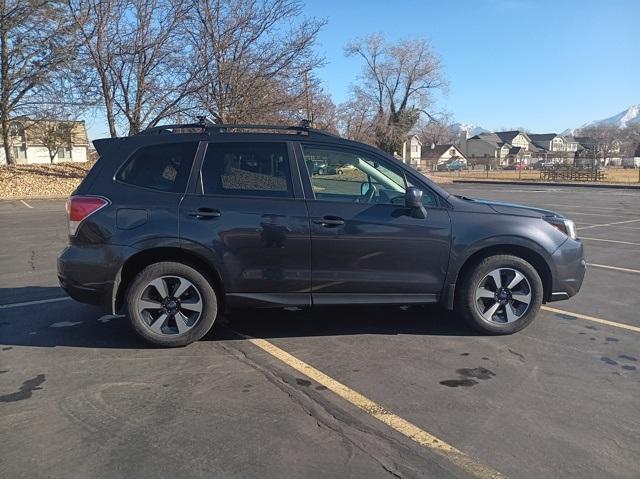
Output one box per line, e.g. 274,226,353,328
539,167,606,182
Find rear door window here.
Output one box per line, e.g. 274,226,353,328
201,142,292,198
117,142,198,193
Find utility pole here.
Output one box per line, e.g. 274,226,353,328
303,69,313,126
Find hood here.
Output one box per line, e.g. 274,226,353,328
457,196,563,219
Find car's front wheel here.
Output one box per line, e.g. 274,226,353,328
126,261,218,347
456,254,543,334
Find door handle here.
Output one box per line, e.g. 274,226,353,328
189,208,221,219
313,216,345,227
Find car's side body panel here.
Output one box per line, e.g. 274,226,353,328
58,127,586,320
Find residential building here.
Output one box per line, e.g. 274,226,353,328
574,136,622,166
0,120,89,165
420,144,467,171
462,131,532,167
400,134,422,169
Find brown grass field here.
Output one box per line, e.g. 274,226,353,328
432,168,640,184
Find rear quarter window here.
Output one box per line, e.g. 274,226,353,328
117,142,198,193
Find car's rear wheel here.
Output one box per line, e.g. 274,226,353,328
126,261,218,347
456,254,543,334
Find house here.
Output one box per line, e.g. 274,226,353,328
462,131,531,166
573,136,622,166
400,134,422,169
420,144,467,171
622,143,640,168
528,133,566,152
527,133,577,163
0,119,89,165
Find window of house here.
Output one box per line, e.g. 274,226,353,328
12,145,27,160
117,142,198,193
57,147,72,160
201,142,292,198
302,146,437,207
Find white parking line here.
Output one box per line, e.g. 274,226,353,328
0,296,71,310
542,306,640,333
577,218,640,231
588,263,640,274
19,200,33,209
580,237,640,246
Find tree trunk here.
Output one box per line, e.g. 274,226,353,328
1,114,11,165
0,0,13,165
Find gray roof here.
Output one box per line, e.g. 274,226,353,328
421,144,466,160
468,133,507,149
574,137,595,148
528,133,558,142
529,140,549,152
494,130,528,143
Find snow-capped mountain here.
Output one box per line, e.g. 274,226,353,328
449,122,489,137
563,104,640,135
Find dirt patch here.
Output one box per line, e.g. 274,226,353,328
0,162,94,199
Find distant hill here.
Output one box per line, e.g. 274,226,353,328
562,104,640,135
449,122,489,137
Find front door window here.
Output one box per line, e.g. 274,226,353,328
302,146,437,207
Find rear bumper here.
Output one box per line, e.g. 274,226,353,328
547,238,586,302
57,243,133,311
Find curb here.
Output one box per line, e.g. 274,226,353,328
450,179,640,189
0,196,69,202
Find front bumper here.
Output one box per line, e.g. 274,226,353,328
547,238,586,302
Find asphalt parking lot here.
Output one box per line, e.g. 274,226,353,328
1,184,639,478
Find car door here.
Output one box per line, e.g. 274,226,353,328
297,143,451,303
179,140,311,307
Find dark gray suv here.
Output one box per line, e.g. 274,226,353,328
57,122,586,346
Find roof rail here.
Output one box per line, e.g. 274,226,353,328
137,121,337,137
136,121,339,139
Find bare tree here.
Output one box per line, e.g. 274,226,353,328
0,0,75,165
68,0,196,136
417,114,456,147
33,120,75,163
67,0,123,137
577,125,622,166
336,92,377,144
186,0,325,124
345,34,446,153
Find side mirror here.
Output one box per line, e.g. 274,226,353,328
405,187,423,208
360,182,370,196
405,187,427,219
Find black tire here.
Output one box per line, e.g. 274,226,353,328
126,261,218,347
455,254,543,335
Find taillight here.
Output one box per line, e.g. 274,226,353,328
66,196,109,236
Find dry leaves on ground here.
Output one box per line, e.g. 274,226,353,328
0,162,94,199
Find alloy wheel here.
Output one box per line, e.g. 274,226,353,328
137,275,203,335
474,267,532,324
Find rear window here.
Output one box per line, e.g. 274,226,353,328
201,142,292,198
117,142,198,193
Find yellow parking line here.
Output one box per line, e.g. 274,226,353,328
542,306,640,333
248,337,504,479
588,263,640,274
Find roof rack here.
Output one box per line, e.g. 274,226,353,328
137,119,339,139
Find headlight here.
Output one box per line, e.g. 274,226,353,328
544,216,577,240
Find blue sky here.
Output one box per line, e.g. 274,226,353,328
86,0,638,139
